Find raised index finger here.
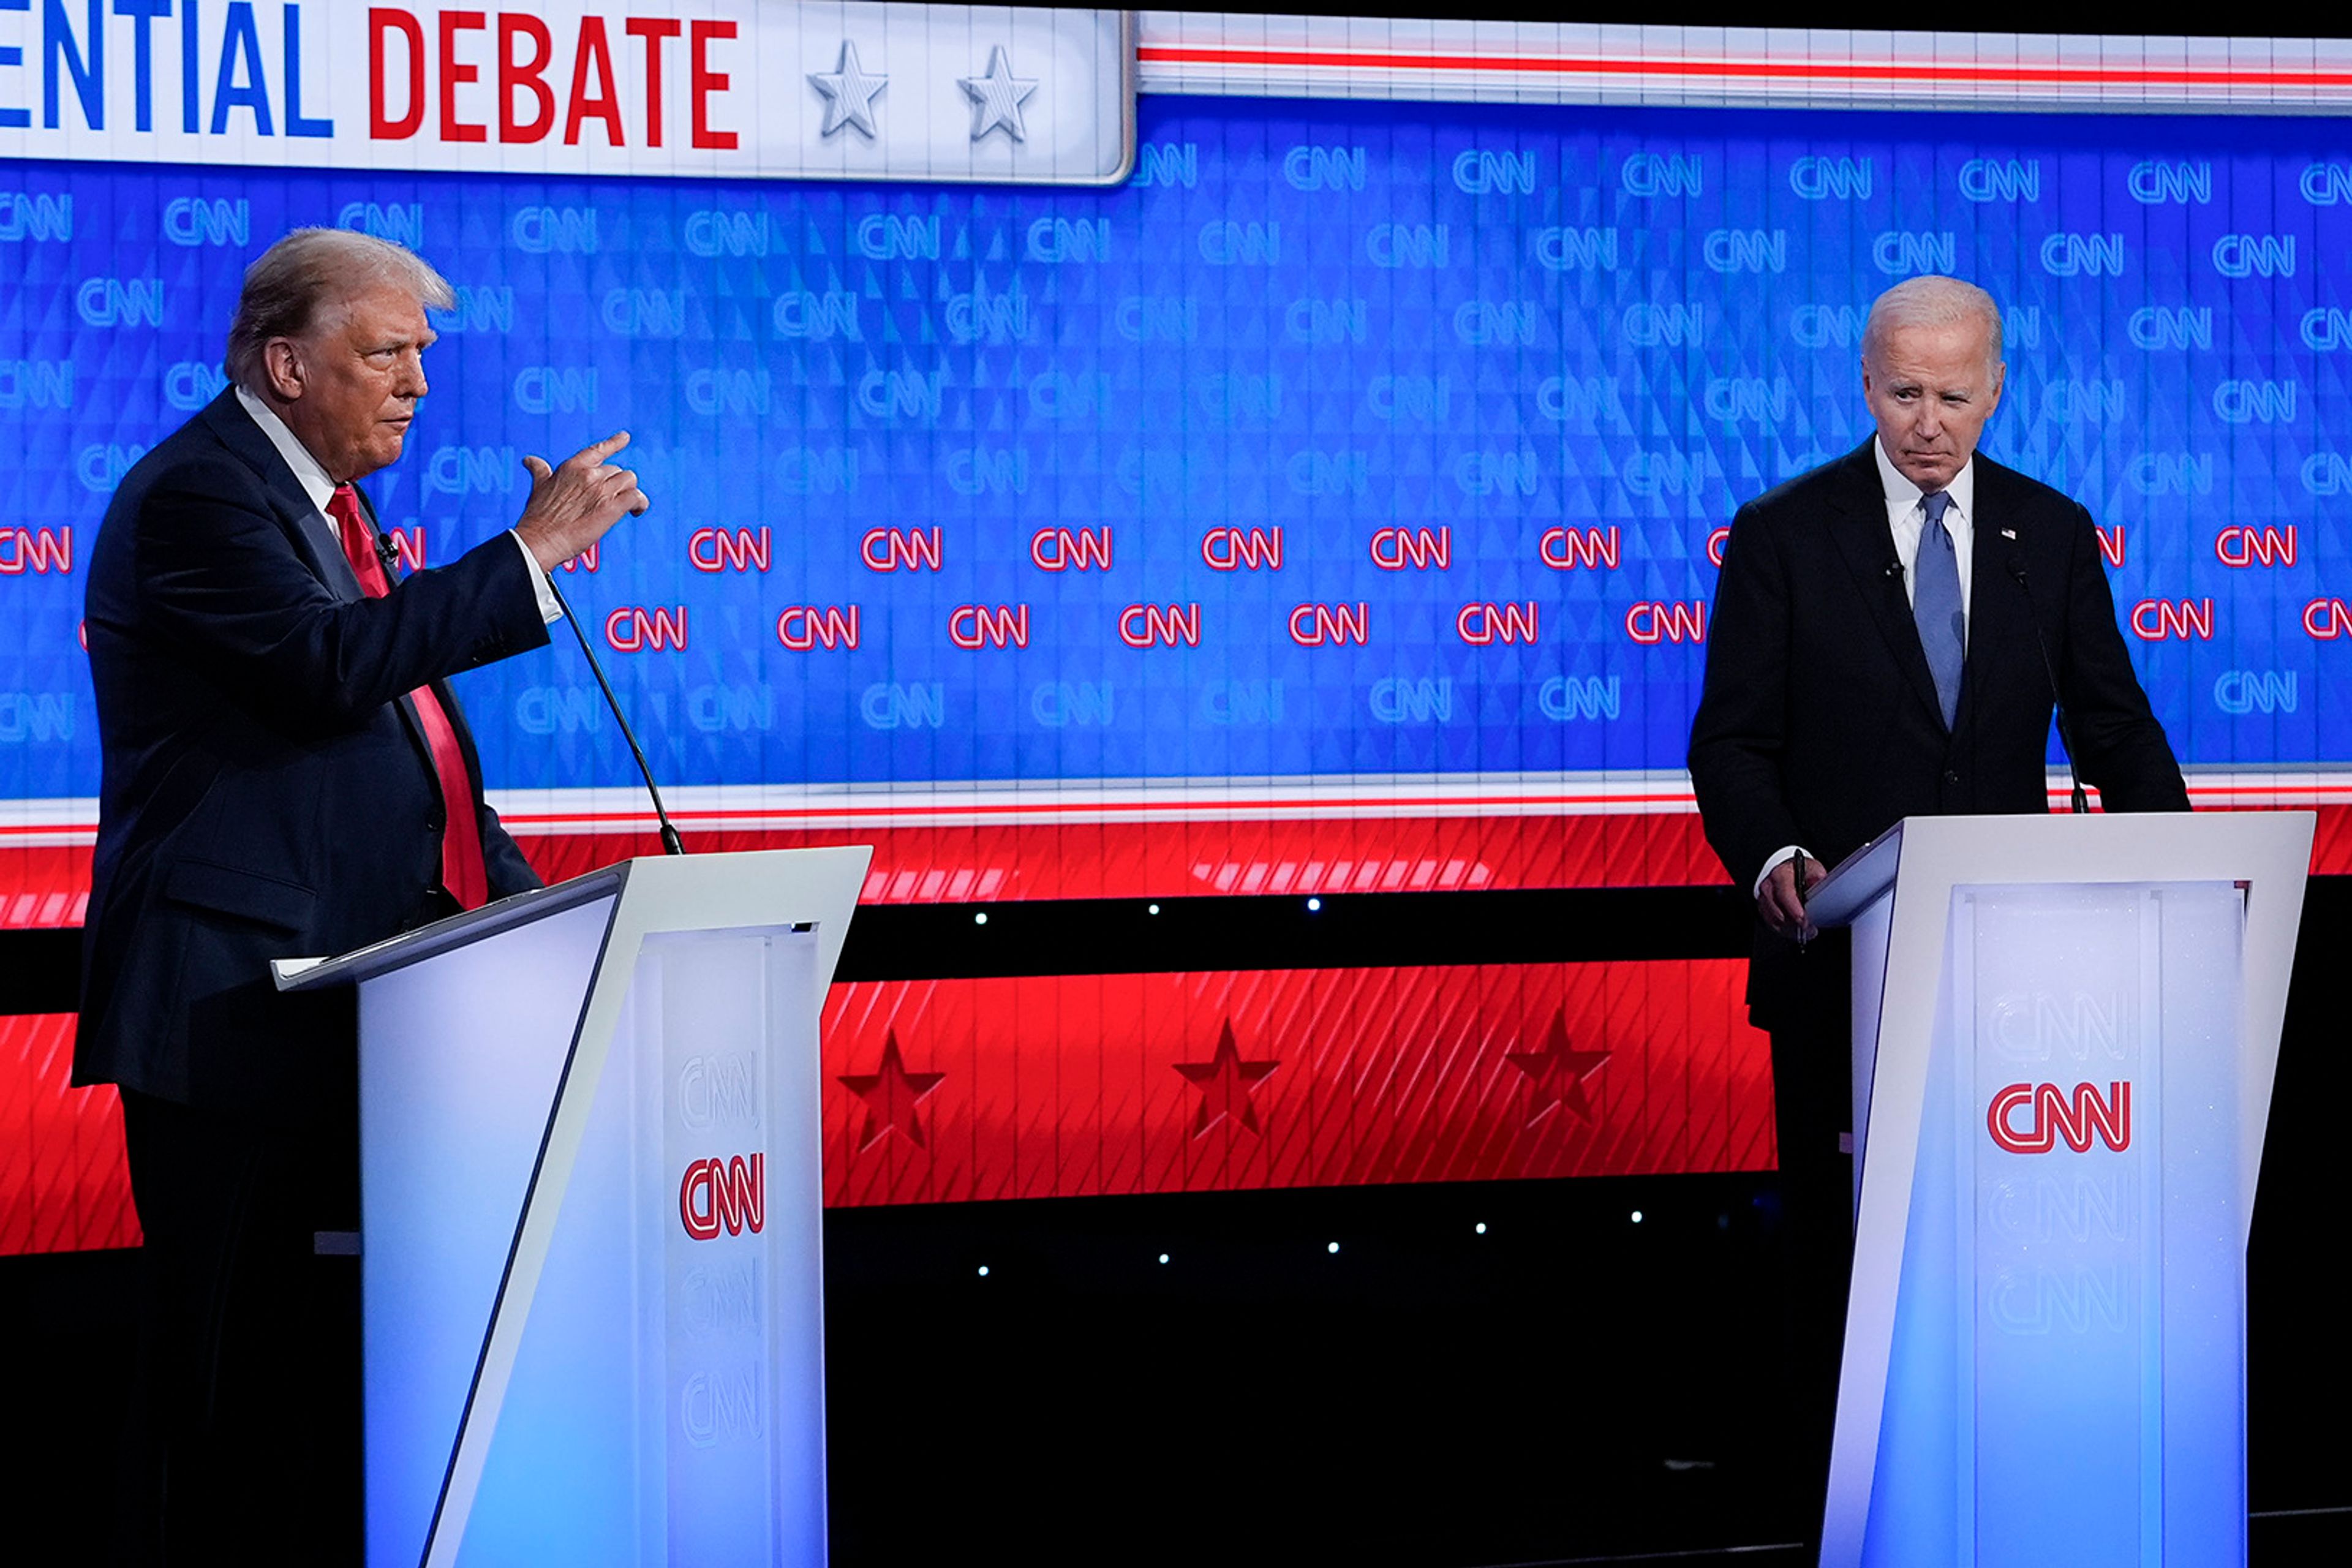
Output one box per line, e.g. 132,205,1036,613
570,429,633,465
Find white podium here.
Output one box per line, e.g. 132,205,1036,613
276,847,870,1568
1804,812,2310,1568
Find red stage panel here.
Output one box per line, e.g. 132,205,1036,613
819,962,1775,1207
4,961,1770,1255
0,1014,138,1256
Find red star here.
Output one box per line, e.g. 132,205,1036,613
1172,1019,1280,1137
1504,1010,1611,1128
837,1030,946,1150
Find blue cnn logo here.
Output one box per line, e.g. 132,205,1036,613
1369,677,1452,723
1199,222,1278,265
0,360,74,409
855,214,939,260
424,447,518,497
0,192,70,241
684,210,769,257
864,685,946,731
2128,161,2212,204
1703,230,1785,273
162,361,225,412
2213,380,2296,424
510,207,596,254
0,693,74,744
1284,145,1367,191
1453,149,1537,194
434,286,515,334
1027,218,1110,262
602,290,687,338
687,371,772,418
162,197,249,246
2213,671,2296,715
2127,307,2211,351
776,291,864,341
1621,153,1702,197
1789,157,1872,200
2040,234,2125,276
1367,224,1449,268
514,367,600,415
2212,235,2295,278
1874,232,1956,276
1958,159,2041,202
1539,676,1622,722
77,278,163,328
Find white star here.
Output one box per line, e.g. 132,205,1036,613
959,45,1036,145
809,40,886,140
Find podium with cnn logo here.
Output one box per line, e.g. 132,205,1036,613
1804,812,2310,1568
276,846,870,1568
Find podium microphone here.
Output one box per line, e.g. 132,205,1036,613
544,573,687,856
2007,553,2090,815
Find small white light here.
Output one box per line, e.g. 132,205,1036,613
1157,1253,1170,1265
1306,897,1322,912
1474,1223,1487,1235
1630,1210,1645,1224
1327,1240,1340,1254
977,1264,990,1276
1147,903,1160,915
974,911,988,925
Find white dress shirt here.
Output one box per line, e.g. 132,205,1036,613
233,385,561,623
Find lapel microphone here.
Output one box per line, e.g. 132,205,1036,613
2007,551,2090,815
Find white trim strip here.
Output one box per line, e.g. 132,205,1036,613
6,769,2345,842
1133,15,2352,113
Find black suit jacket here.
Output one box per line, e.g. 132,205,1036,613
74,391,551,1119
1687,439,2189,1027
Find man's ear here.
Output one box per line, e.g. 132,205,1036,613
261,337,305,402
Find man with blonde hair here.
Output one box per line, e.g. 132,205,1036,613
1687,274,2187,1550
77,226,648,1561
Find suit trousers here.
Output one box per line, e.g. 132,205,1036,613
114,1088,363,1567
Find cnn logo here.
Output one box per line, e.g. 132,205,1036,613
679,1154,766,1240
1986,1082,2132,1155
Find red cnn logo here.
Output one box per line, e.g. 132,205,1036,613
1986,1082,2133,1155
679,1154,766,1240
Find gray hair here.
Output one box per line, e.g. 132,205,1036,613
224,228,454,390
1861,275,2004,369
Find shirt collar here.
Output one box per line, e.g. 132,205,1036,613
1872,435,1977,519
233,384,338,516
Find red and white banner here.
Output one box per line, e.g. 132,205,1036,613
0,2,1134,181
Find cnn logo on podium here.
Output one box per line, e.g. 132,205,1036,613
678,1154,766,1239
1986,1082,2133,1155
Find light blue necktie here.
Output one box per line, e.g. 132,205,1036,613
1913,490,1964,729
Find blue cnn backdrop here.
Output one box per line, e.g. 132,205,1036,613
3,99,2348,801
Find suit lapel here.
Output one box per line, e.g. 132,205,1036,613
1961,458,2034,723
197,390,363,600
200,392,453,782
1823,440,1948,728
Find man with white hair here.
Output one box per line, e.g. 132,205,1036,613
75,227,648,1561
1687,274,2188,1545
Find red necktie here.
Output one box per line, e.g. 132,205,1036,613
327,483,490,911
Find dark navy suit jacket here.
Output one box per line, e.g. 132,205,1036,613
74,391,549,1119
1687,439,2190,1028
